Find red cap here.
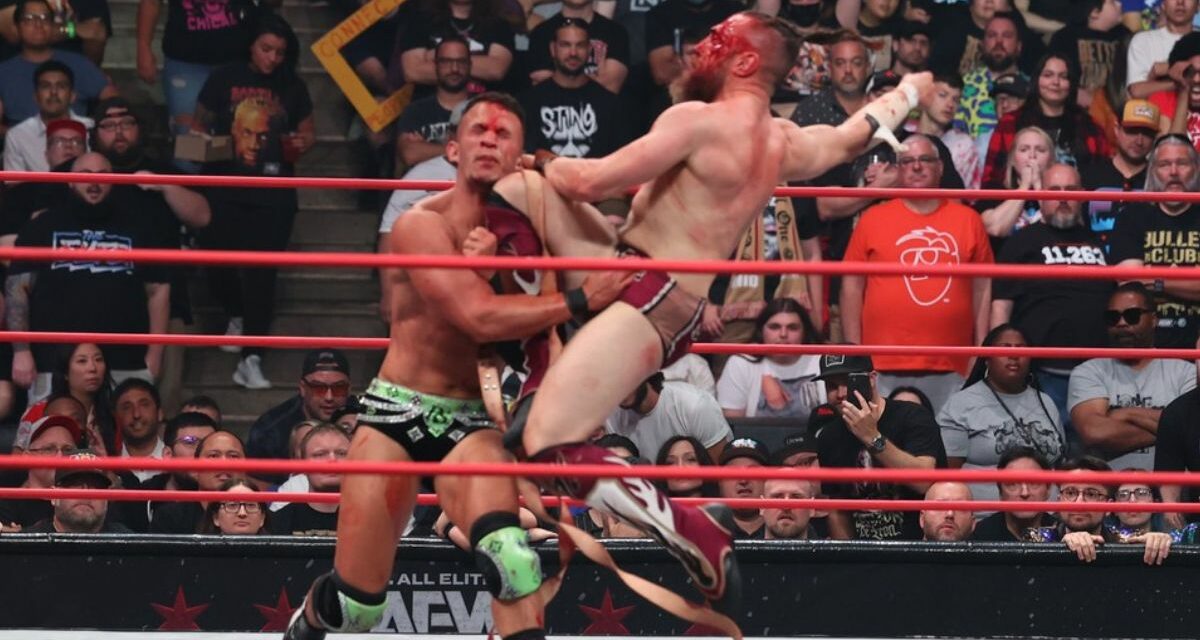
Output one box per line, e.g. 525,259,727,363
46,118,87,139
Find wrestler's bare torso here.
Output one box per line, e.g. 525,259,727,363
618,95,791,297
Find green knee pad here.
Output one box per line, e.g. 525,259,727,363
473,523,543,601
312,572,387,633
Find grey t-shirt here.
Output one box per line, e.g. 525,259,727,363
938,381,1064,502
1067,358,1197,470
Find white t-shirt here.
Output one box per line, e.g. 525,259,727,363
661,354,716,396
1068,358,1197,469
716,355,825,418
605,381,731,460
1126,27,1187,89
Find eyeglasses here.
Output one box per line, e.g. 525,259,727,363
1115,487,1154,502
1105,307,1149,327
48,136,83,149
302,378,351,398
1059,486,1109,502
220,501,263,514
20,12,52,23
174,435,203,446
97,119,137,133
897,155,940,168
27,444,78,456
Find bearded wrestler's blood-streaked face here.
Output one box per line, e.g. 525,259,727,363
673,14,756,103
449,101,524,188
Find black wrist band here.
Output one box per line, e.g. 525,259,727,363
864,113,881,137
564,288,589,322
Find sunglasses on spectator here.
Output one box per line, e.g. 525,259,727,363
1115,488,1154,502
302,378,351,397
1105,307,1149,326
1059,487,1109,502
220,502,263,514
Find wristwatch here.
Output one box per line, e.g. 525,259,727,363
867,434,887,454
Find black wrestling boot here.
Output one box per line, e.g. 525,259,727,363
283,607,325,640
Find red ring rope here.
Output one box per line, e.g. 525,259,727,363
0,487,1187,514
1,170,1196,204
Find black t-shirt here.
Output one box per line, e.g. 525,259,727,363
268,503,339,536
734,522,766,539
10,197,172,371
1154,388,1200,475
0,183,69,239
1080,158,1147,252
395,95,455,145
815,401,948,541
527,13,631,78
396,12,516,97
644,0,740,54
1047,24,1129,91
245,394,306,484
929,2,1044,76
23,519,133,533
994,222,1112,369
150,501,205,533
0,497,51,527
517,79,628,158
971,511,1058,542
1109,203,1200,348
161,0,256,64
344,3,408,68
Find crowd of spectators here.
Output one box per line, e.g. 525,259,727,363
0,0,1198,567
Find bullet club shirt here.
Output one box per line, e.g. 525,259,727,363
1109,203,1200,348
517,79,627,158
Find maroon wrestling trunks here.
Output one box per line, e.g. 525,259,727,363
616,243,706,367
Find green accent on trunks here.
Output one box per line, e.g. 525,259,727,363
366,378,486,437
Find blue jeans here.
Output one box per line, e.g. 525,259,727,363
162,57,217,135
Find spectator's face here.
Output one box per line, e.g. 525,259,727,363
1037,58,1071,110
1106,291,1156,349
66,343,105,396
970,0,997,23
719,456,764,506
22,426,77,487
299,371,351,421
863,0,899,21
761,311,804,345
823,372,877,414
829,41,870,98
304,430,350,492
115,388,162,445
1057,481,1109,532
925,81,961,127
1114,122,1155,163
448,102,524,188
1114,483,1154,529
1187,55,1200,110
1092,0,1123,30
193,432,245,491
34,71,72,119
1151,142,1197,195
762,479,814,539
250,33,287,75
984,328,1030,391
213,485,265,535
893,34,930,71
67,154,113,204
17,1,53,48
897,136,943,188
44,397,87,428
919,483,975,541
435,40,470,92
664,439,702,495
1039,165,1083,229
982,18,1019,70
997,457,1050,519
1010,130,1052,179
46,129,84,172
1163,0,1199,28
171,425,215,460
994,92,1025,118
53,476,108,532
94,113,141,157
551,25,589,77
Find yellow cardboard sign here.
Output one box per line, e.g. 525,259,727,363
310,0,414,132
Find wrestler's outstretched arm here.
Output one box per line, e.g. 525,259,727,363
539,102,707,202
778,72,934,182
393,208,631,343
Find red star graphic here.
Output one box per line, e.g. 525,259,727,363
254,588,299,632
150,586,209,631
579,589,635,635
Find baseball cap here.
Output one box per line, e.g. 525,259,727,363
897,20,933,40
867,70,901,94
814,354,874,381
92,96,138,123
770,432,818,466
719,437,770,466
302,349,350,377
991,73,1029,99
13,414,83,451
1121,99,1161,132
54,449,113,488
46,118,86,139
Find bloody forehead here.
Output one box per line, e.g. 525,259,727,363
464,102,520,132
706,14,758,55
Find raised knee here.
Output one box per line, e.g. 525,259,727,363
310,571,387,633
471,512,543,601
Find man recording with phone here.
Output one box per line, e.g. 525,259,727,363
811,354,947,541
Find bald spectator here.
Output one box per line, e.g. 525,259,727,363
762,479,819,540
919,482,977,541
